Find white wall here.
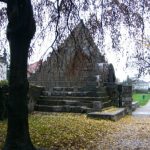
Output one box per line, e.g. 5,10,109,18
133,82,149,90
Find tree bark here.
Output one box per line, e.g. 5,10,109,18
3,0,36,149
3,37,36,150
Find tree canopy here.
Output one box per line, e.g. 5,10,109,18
0,0,150,77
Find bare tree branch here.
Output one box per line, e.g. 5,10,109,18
0,0,7,3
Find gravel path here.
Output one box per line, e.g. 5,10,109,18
97,117,150,150
97,101,150,150
133,100,150,116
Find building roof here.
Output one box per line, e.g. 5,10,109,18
53,20,105,63
29,21,106,78
28,60,42,74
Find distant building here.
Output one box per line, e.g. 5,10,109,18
27,60,42,78
0,50,7,81
132,80,150,91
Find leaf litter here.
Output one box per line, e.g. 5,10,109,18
1,113,150,149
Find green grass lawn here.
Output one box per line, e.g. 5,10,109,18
132,93,150,106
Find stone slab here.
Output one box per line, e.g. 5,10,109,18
87,108,126,121
39,95,109,102
35,105,91,113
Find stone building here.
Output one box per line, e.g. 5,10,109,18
29,21,115,92
28,21,134,116
133,80,150,91
27,60,42,78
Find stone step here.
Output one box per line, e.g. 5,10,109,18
81,86,107,92
50,91,107,97
95,92,108,97
96,86,107,91
84,76,97,81
42,89,108,97
39,96,109,102
37,99,93,108
102,100,112,108
35,105,92,113
87,107,126,121
79,87,97,92
53,87,74,92
42,91,51,96
85,82,98,87
52,86,107,92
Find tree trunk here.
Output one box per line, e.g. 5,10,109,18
3,0,36,149
3,37,36,150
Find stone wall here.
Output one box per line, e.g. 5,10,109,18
120,85,132,114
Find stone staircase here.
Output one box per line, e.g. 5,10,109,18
34,86,112,113
32,83,134,121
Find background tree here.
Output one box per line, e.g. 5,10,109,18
134,37,150,76
0,0,150,76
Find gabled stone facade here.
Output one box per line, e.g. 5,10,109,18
29,21,115,91
28,21,133,115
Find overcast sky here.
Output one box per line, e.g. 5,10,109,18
0,2,149,82
28,1,150,82
28,20,150,82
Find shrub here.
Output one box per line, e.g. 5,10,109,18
0,80,8,87
132,93,150,106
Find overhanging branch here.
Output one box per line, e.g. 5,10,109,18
0,0,7,3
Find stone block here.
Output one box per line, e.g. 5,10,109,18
53,87,64,92
64,87,74,92
86,76,97,81
92,101,102,111
28,84,45,113
87,108,126,121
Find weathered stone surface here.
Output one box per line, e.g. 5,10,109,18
121,85,132,97
53,87,64,92
118,85,133,114
28,21,114,93
28,85,45,113
92,101,102,111
28,22,133,117
87,108,126,121
35,105,91,113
